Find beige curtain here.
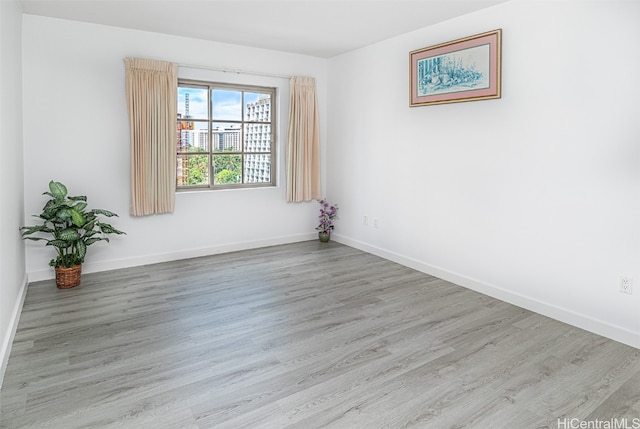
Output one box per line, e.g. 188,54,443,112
124,57,177,216
286,77,321,202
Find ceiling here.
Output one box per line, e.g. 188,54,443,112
20,0,508,58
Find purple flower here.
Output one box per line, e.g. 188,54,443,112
315,198,339,233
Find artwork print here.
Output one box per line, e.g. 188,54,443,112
410,29,501,107
416,44,490,96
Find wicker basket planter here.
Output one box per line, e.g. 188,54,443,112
55,265,82,289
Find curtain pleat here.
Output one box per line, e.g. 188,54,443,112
286,77,321,202
125,57,177,216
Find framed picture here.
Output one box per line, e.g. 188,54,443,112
410,29,502,107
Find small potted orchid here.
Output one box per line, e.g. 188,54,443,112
316,198,338,242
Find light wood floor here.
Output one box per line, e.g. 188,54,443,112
1,241,639,428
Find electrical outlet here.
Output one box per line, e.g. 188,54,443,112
619,276,633,295
373,218,379,228
363,216,368,226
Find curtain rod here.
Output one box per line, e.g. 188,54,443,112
178,63,292,80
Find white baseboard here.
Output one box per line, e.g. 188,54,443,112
27,233,317,282
333,234,640,350
0,273,29,389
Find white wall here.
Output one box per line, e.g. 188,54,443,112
22,16,327,280
0,0,26,385
328,0,640,348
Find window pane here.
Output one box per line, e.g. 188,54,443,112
177,81,275,189
244,154,271,183
177,154,209,186
178,87,207,120
177,121,208,152
213,154,242,185
244,123,271,152
212,89,241,121
211,123,241,152
245,92,271,122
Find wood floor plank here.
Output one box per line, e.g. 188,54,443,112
1,241,639,428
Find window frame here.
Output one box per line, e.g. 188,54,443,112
176,79,277,191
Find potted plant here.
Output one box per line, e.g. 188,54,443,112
315,198,338,242
20,180,125,289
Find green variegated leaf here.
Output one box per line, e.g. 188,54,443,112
83,237,103,246
47,239,72,249
39,212,55,221
92,209,118,217
98,224,115,234
73,202,87,212
57,208,72,221
48,181,67,199
68,195,87,202
43,199,58,211
76,241,87,261
70,208,86,227
99,223,125,235
58,228,80,241
20,225,53,236
22,236,48,242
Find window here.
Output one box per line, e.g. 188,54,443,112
176,80,276,189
